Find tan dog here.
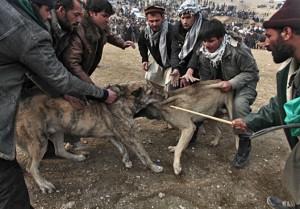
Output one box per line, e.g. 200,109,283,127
139,80,234,175
16,81,164,193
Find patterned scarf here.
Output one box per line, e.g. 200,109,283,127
144,20,169,67
178,13,203,60
199,34,230,68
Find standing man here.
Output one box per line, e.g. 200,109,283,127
170,0,204,88
50,0,84,61
62,0,135,84
0,0,117,208
187,19,259,168
138,4,173,86
232,0,300,208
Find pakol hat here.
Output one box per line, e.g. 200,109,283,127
31,0,55,8
144,5,165,15
263,0,300,29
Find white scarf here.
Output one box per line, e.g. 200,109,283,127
178,13,203,60
199,34,230,68
144,20,169,67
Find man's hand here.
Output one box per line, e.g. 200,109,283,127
105,89,118,104
218,81,232,92
142,62,149,71
123,41,135,49
170,69,180,87
232,118,248,133
179,78,190,87
180,68,200,83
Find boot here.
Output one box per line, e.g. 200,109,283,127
232,137,251,168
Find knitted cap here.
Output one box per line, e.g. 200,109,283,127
263,0,300,29
144,5,165,15
31,0,55,8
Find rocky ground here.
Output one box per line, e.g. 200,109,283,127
23,45,293,209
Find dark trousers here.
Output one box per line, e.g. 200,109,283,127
0,159,33,209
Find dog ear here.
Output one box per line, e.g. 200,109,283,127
131,87,143,97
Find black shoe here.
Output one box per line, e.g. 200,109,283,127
267,196,297,209
232,139,251,168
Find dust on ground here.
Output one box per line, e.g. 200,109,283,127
25,45,292,209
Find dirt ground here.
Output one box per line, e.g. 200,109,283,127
24,45,293,209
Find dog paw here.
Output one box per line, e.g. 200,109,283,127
168,146,176,153
39,180,56,194
173,163,182,175
150,164,163,173
124,160,133,168
74,154,86,161
210,140,219,147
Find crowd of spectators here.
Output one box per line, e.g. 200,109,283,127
108,0,269,49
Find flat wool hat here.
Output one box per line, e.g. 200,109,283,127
31,0,55,8
144,5,165,15
263,0,300,29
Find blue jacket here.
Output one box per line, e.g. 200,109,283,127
0,0,108,160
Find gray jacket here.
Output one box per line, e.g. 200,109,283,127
188,38,259,91
0,0,108,160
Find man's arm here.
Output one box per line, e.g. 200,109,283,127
228,46,259,90
137,31,149,71
14,21,110,101
62,30,94,84
233,96,282,132
107,33,135,49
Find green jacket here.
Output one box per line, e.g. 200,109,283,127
245,58,299,149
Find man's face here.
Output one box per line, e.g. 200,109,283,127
265,28,294,63
146,13,164,32
38,5,52,22
203,37,223,53
57,0,83,31
180,14,195,30
89,11,110,31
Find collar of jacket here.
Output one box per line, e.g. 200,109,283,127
222,37,241,60
16,0,47,30
50,10,67,39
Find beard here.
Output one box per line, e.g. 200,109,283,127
59,16,78,32
271,39,294,63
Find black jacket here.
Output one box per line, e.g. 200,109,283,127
138,23,173,69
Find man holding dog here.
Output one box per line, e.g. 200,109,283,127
170,0,205,88
186,19,259,169
0,0,117,208
137,4,173,85
232,0,300,208
62,0,135,84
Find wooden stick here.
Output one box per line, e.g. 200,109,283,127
170,105,232,125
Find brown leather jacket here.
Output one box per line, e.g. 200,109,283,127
62,15,126,83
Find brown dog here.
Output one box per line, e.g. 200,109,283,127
16,81,164,193
139,80,234,175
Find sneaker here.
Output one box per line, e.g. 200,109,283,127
267,196,296,209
